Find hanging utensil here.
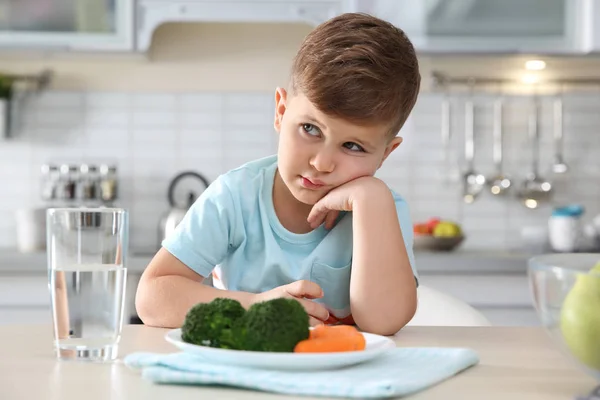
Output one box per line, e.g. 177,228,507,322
517,96,553,209
440,92,460,184
551,93,569,174
441,95,451,177
488,95,512,196
462,84,486,204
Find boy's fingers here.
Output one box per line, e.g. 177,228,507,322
297,298,330,322
324,210,339,230
307,203,327,228
286,280,323,299
309,317,324,327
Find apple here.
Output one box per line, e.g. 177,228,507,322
560,261,600,371
426,217,441,231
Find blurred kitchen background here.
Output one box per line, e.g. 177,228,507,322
1,0,600,327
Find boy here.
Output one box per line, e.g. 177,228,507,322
136,12,421,336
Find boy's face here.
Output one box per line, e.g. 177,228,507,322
274,88,402,206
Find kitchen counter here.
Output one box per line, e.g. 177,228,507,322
0,247,535,275
0,248,154,274
0,324,597,400
414,250,533,274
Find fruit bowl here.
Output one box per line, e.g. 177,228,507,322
413,218,464,252
528,253,600,382
413,234,465,252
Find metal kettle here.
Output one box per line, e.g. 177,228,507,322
158,171,210,247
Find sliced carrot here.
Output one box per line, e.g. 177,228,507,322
309,325,360,340
294,335,366,353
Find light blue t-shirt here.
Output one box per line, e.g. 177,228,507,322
162,155,417,319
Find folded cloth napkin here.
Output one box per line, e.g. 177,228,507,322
124,347,479,399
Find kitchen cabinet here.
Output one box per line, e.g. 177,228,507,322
136,0,600,54
4,0,600,55
0,0,345,53
0,275,51,326
136,0,346,51
0,0,134,52
414,251,540,326
418,273,540,326
0,250,150,326
0,272,142,326
354,0,600,55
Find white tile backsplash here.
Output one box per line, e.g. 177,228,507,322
132,111,177,127
181,112,222,127
86,111,130,127
1,90,599,253
132,94,177,110
180,94,224,111
34,92,85,109
86,93,131,109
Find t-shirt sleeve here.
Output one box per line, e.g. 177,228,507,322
392,193,419,287
161,175,236,278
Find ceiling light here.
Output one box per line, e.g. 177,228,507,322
525,199,538,209
525,60,546,71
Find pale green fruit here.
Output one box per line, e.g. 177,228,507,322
560,261,600,371
433,222,461,238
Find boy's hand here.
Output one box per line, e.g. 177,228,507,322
252,280,330,327
307,177,387,229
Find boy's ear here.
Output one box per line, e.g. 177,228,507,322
274,87,288,133
379,136,403,168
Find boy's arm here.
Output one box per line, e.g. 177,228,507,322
308,178,417,336
349,181,417,335
136,248,330,328
135,248,255,328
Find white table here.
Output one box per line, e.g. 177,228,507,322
0,325,597,400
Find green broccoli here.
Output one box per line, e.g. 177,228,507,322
181,298,246,349
239,297,310,352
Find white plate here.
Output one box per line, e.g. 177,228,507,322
165,328,396,371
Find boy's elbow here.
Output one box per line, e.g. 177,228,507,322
355,292,417,336
135,277,166,328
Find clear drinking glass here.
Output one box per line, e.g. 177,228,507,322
47,208,128,362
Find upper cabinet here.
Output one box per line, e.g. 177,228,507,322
356,0,600,54
136,0,345,52
0,0,134,51
1,0,600,55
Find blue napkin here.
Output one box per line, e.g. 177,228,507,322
124,347,479,398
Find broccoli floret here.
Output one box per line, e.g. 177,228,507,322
240,298,309,352
181,298,246,349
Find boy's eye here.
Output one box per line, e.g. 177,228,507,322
343,142,365,152
302,123,320,136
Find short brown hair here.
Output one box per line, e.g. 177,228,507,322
289,13,421,138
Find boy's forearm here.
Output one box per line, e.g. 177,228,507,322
135,275,254,328
349,182,417,336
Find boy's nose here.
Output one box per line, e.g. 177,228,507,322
310,150,335,173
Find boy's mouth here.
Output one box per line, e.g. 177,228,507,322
300,176,325,189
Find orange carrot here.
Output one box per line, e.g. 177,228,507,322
309,325,360,340
294,335,366,353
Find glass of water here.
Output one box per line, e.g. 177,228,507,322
47,208,128,362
